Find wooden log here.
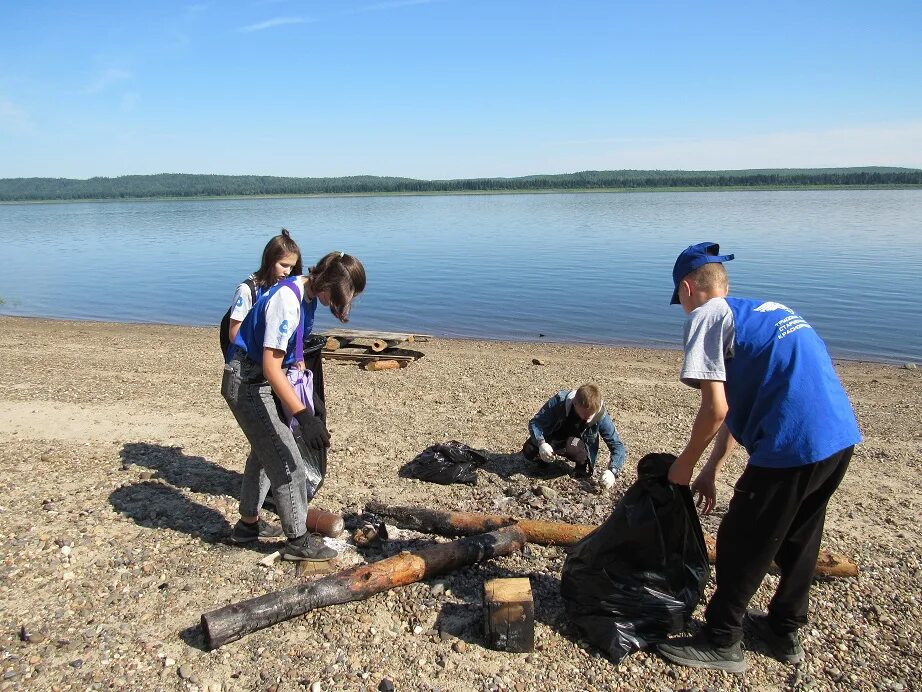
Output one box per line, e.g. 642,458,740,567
201,525,527,649
324,336,351,351
364,359,402,371
306,508,344,537
370,338,401,353
365,502,859,579
483,578,534,653
365,501,594,546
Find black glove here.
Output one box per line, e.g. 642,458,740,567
312,391,327,423
294,409,330,449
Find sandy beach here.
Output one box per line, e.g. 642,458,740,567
0,315,919,691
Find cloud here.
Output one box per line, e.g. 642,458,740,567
238,16,308,32
0,98,33,133
84,68,132,94
356,0,438,12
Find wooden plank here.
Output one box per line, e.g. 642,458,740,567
322,350,417,363
483,577,534,653
319,328,432,341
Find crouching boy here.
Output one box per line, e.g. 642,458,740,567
521,383,627,488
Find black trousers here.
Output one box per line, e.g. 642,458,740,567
705,446,853,646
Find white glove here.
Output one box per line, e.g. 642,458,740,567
600,469,617,490
538,442,555,463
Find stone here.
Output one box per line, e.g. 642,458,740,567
452,641,467,654
178,665,193,680
537,485,558,501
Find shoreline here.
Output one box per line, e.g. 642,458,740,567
2,183,921,205
0,312,913,367
1,315,920,689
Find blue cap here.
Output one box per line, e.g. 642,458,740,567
670,242,734,305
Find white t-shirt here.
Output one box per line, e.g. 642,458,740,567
228,275,257,322
262,284,302,352
680,297,736,388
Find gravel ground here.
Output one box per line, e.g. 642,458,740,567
0,316,919,691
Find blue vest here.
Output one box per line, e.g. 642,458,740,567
724,297,862,468
234,280,308,367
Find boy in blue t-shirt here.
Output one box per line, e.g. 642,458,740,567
657,242,862,674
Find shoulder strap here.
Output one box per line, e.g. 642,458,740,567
282,281,305,358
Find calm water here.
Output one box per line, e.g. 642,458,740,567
1,190,920,363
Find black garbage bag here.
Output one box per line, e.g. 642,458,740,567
292,429,327,501
402,441,488,485
560,452,710,663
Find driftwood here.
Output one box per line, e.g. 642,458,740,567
364,359,403,371
201,524,527,649
365,501,595,546
365,502,859,579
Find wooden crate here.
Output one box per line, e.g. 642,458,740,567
483,577,535,653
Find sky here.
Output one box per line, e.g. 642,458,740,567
1,0,920,179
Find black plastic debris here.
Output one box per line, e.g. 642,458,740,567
402,441,488,485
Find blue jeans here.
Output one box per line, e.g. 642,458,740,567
222,352,309,539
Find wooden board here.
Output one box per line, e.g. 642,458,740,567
319,328,432,342
483,577,534,653
322,349,421,363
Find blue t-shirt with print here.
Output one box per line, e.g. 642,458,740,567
723,297,862,468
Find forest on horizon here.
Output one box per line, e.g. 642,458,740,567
1,167,920,202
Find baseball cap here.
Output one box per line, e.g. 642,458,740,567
670,242,734,305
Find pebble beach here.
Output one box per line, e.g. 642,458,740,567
0,315,920,691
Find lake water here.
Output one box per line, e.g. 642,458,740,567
1,190,920,363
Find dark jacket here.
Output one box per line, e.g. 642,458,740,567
528,390,627,471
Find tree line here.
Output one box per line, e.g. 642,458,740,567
1,167,919,202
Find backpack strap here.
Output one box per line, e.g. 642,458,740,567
244,277,257,304
282,281,306,361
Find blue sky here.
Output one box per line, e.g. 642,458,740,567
1,0,920,179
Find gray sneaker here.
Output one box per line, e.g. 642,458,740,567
745,610,805,664
658,633,748,674
281,533,337,562
229,519,284,544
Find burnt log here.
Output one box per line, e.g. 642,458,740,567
365,501,594,546
201,524,527,649
365,502,859,578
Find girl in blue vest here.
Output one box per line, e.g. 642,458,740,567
222,229,303,359
222,251,366,561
